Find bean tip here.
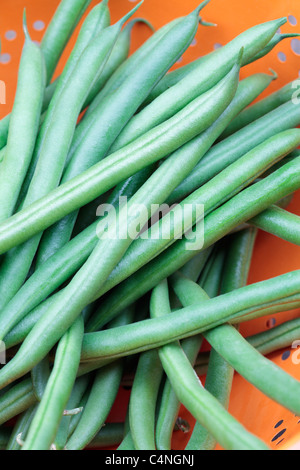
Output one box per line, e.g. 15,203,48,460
124,18,155,34
118,0,144,27
269,69,278,81
195,0,211,16
22,9,31,41
199,17,217,27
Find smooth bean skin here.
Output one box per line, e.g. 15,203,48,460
110,69,276,153
0,3,117,310
169,99,300,204
250,205,300,245
0,379,36,426
0,62,239,258
129,350,164,450
87,423,124,449
84,156,300,336
0,71,263,341
0,169,153,341
144,17,286,104
221,78,299,139
6,404,37,450
41,0,95,83
22,316,84,450
0,24,45,223
66,361,123,450
88,129,300,331
150,281,269,450
35,5,203,264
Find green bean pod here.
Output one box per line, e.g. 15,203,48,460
221,78,300,138
0,168,153,340
150,280,269,450
0,5,135,310
30,356,50,402
0,60,240,258
35,4,204,265
88,129,300,331
250,205,300,245
0,20,45,223
110,69,276,154
248,317,300,355
41,0,95,83
247,33,300,64
83,156,300,336
6,404,37,450
66,361,123,450
0,70,268,340
87,423,125,449
22,316,84,450
0,379,36,426
53,375,90,450
169,99,300,204
143,17,286,104
129,350,164,450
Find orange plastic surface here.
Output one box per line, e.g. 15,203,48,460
0,0,300,451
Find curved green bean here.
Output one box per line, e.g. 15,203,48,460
0,379,36,426
250,205,300,245
22,316,84,450
150,280,269,450
0,19,45,222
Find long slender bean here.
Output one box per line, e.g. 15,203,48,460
6,404,37,450
41,0,94,84
88,129,300,331
143,17,286,104
0,379,36,426
22,316,84,450
0,71,265,339
169,99,300,204
250,206,300,245
66,361,123,450
35,4,204,264
150,280,269,450
0,19,45,222
221,78,300,139
129,350,164,450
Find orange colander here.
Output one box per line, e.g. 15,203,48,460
0,0,300,451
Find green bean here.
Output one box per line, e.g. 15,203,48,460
88,423,124,449
117,432,136,451
250,206,300,245
35,4,204,264
184,229,257,450
110,68,276,153
41,0,94,84
53,376,91,450
67,388,90,439
6,404,37,450
22,316,84,450
85,2,211,115
0,379,36,426
143,17,287,104
155,247,225,450
169,99,300,204
248,317,300,354
247,33,300,64
30,356,50,402
0,18,45,222
150,280,269,450
88,129,300,331
0,169,153,341
66,361,123,450
0,428,11,450
0,58,240,259
0,63,240,385
0,70,265,340
222,79,299,139
0,2,120,310
129,350,164,450
66,308,134,450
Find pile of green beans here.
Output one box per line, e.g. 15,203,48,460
0,0,299,452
